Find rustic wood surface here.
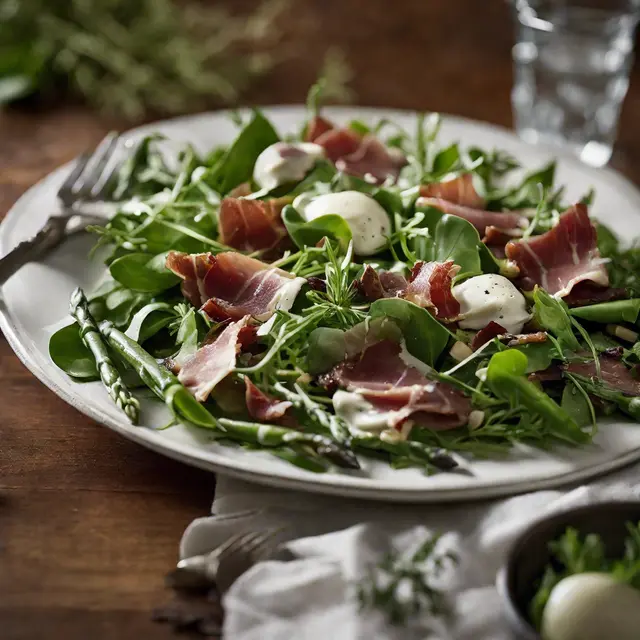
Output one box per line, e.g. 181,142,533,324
2,1,640,638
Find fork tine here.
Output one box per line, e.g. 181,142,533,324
58,152,92,203
74,131,120,200
223,529,279,561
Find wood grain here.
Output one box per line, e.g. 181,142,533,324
2,1,640,638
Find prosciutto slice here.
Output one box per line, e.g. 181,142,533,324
416,197,527,237
403,260,460,320
244,378,293,422
324,339,471,430
178,316,250,402
219,197,289,253
565,354,640,396
563,281,626,308
420,173,485,208
306,118,407,184
505,204,609,297
166,251,305,322
356,265,407,301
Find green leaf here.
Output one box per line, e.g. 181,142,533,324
533,288,580,351
49,323,98,380
281,205,352,252
515,341,557,373
431,143,460,176
369,298,453,367
498,161,556,209
561,381,592,428
124,302,174,343
109,252,180,293
570,299,640,325
596,222,620,257
412,206,482,276
307,327,347,375
203,110,279,195
486,349,588,444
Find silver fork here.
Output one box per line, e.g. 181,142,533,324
0,131,122,286
166,528,281,592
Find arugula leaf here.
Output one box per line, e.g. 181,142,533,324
533,288,580,352
486,349,587,443
567,373,640,420
202,110,279,195
431,143,460,177
281,205,352,252
496,161,556,210
109,252,180,293
369,298,454,367
49,323,99,380
570,299,640,324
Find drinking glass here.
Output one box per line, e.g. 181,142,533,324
511,0,640,167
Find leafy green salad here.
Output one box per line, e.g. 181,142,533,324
48,83,640,476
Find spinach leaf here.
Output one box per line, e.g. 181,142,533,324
49,323,98,380
369,298,454,367
486,349,587,443
533,288,580,351
561,381,593,428
431,143,460,177
109,252,180,293
307,327,347,375
202,110,279,195
570,299,640,324
124,302,175,343
412,206,482,277
281,205,352,252
515,341,557,373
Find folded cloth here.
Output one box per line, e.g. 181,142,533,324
180,463,640,640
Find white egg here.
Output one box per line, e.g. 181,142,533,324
293,191,391,256
541,572,640,640
253,142,325,190
452,273,530,334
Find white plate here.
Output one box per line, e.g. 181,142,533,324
3,106,640,503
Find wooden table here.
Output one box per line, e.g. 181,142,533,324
3,2,640,638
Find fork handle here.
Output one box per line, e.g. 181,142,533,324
0,215,70,286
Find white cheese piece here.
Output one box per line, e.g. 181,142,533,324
293,190,391,256
541,572,640,640
333,390,402,436
253,142,325,190
266,274,306,316
452,273,531,334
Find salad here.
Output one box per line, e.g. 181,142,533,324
531,523,640,640
49,82,640,475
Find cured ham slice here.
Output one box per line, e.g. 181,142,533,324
219,197,288,253
324,339,471,430
178,316,250,402
420,173,485,208
356,265,407,301
505,204,609,297
416,197,527,237
471,321,506,351
403,260,460,320
305,115,334,142
305,117,407,184
166,251,305,322
244,378,293,422
563,281,626,308
565,354,640,396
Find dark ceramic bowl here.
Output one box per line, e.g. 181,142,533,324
497,500,640,639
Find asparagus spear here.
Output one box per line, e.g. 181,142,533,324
99,320,216,429
217,418,360,470
274,382,458,472
274,382,353,446
69,288,140,424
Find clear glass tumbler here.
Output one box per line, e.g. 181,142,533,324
511,0,640,167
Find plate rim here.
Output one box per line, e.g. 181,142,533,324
3,105,640,503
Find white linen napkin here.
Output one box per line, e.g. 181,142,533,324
180,463,640,639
